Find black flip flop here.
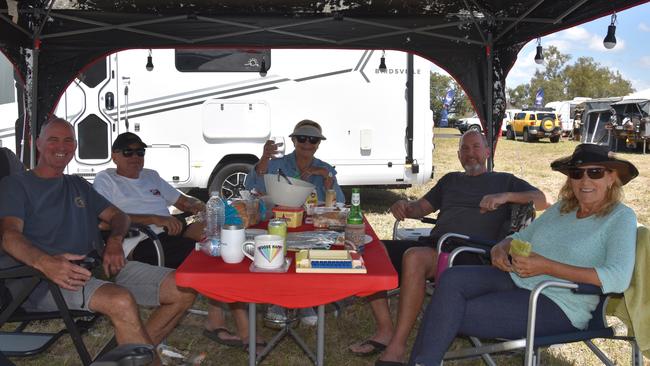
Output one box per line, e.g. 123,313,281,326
202,327,242,347
375,361,405,366
349,339,387,357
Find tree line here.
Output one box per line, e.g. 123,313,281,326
431,46,634,121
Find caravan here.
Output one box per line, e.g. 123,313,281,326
544,97,590,136
2,49,434,197
0,53,18,153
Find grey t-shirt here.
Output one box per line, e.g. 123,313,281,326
0,171,110,264
0,147,24,179
424,171,538,241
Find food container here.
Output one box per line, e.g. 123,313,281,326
272,206,304,228
312,207,348,229
230,199,260,228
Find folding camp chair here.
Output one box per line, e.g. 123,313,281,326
0,223,164,365
441,225,647,366
0,263,103,365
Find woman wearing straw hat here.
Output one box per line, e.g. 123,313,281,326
408,143,639,366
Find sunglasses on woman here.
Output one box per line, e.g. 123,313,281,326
295,135,321,144
120,148,146,157
568,167,610,180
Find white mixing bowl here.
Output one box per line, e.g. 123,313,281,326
264,174,315,208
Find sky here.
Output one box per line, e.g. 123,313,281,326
432,2,650,95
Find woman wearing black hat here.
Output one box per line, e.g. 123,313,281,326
408,144,639,366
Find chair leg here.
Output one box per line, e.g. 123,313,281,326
48,282,93,366
468,337,496,366
583,340,615,366
631,340,642,366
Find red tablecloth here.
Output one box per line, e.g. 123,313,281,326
175,220,398,308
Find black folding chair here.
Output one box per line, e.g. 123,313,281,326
0,264,100,365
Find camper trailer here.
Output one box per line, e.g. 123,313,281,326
545,97,590,136
0,53,18,152
2,49,434,197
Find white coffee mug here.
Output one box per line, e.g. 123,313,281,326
220,224,246,264
242,234,285,269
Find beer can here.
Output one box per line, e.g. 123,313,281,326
325,189,336,207
268,218,288,255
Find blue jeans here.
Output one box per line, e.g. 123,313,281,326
408,266,577,366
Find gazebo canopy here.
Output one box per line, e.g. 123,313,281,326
1,0,647,161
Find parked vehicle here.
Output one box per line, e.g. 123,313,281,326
577,97,622,146
1,49,434,198
545,98,590,137
605,99,650,151
502,109,520,136
506,108,561,143
456,114,482,134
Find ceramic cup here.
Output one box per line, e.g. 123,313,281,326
220,224,246,264
242,234,285,269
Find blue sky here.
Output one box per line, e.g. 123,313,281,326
432,2,650,95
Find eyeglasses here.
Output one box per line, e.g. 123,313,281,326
295,135,321,144
568,167,610,180
120,148,146,157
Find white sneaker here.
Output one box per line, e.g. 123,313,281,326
299,307,318,327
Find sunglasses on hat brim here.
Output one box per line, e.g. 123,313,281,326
295,135,321,144
567,167,610,180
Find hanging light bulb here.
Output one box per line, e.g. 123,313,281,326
259,58,267,77
145,49,154,71
603,13,617,49
534,38,544,65
379,50,387,73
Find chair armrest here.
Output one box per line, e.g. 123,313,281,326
0,264,42,280
571,283,603,295
525,280,580,366
436,232,497,254
447,247,488,268
391,217,436,240
125,224,165,267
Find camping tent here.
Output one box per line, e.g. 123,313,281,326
1,0,648,166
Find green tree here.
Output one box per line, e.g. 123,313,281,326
430,72,470,121
507,48,634,106
563,57,634,98
507,84,530,108
529,46,570,104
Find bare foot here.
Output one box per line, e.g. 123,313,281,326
349,335,392,355
378,343,407,363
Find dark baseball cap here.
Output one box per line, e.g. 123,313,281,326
112,132,147,151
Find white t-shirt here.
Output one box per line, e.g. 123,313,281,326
93,168,181,217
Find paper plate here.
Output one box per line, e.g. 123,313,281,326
245,228,268,240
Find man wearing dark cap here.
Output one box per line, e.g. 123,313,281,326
94,132,259,348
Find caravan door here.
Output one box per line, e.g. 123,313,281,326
55,56,117,178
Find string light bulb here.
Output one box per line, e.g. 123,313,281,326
603,13,617,49
145,49,154,71
378,50,387,73
534,38,544,65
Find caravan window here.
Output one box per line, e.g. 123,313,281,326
175,49,271,72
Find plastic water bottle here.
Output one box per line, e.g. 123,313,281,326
205,191,226,256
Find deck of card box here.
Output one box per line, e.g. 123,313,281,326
295,249,367,274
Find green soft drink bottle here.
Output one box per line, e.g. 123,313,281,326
347,188,363,225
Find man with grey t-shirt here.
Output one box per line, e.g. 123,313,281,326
350,131,550,365
0,118,196,359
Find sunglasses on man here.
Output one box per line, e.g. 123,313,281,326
119,148,146,158
295,135,321,144
568,167,610,180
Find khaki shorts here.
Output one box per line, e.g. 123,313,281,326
18,261,173,312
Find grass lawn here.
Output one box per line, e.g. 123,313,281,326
5,128,649,365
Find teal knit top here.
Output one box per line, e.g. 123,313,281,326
510,202,636,329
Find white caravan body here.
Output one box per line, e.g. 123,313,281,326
545,97,590,133
0,53,18,152
40,49,433,197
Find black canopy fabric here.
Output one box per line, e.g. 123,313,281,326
0,0,647,153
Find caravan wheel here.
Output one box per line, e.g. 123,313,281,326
208,163,253,199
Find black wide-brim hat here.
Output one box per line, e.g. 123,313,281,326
551,143,639,185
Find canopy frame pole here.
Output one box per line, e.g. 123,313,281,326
486,32,494,171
